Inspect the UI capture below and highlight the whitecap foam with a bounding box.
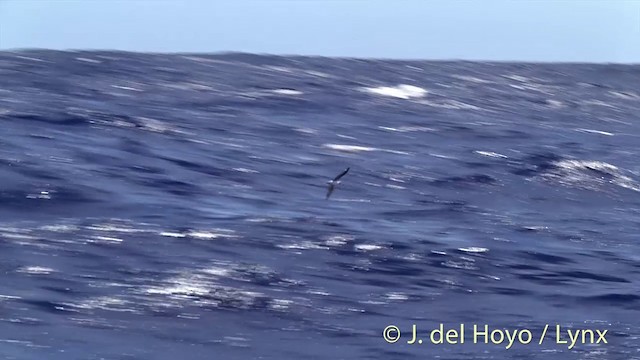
[69,296,136,313]
[138,117,172,133]
[361,84,427,99]
[385,292,409,301]
[15,55,48,63]
[76,57,101,64]
[265,65,293,73]
[452,75,493,84]
[545,160,640,192]
[233,167,259,173]
[295,127,317,134]
[269,299,293,311]
[160,232,186,238]
[323,144,375,152]
[355,244,383,251]
[324,234,354,247]
[141,267,269,311]
[474,151,508,159]
[304,70,331,78]
[17,266,55,275]
[270,89,303,95]
[39,224,78,232]
[111,85,142,92]
[458,247,489,253]
[187,230,237,240]
[323,144,409,155]
[86,224,149,233]
[556,160,618,173]
[146,282,210,296]
[385,184,406,190]
[575,128,614,136]
[277,241,327,250]
[89,236,123,243]
[546,99,565,108]
[378,126,435,133]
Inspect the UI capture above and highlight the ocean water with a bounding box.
[0,50,639,360]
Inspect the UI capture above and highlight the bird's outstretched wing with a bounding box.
[325,183,335,200]
[333,167,350,182]
[326,167,350,200]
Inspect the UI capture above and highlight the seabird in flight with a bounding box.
[326,167,350,200]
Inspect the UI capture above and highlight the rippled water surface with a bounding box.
[1,51,639,359]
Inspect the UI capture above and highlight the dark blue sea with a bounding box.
[1,50,639,360]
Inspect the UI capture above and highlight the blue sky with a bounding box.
[1,0,638,62]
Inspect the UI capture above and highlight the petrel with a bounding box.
[326,167,350,200]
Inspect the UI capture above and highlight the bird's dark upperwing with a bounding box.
[333,167,350,182]
[325,183,334,200]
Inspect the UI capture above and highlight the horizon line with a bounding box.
[2,48,639,66]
